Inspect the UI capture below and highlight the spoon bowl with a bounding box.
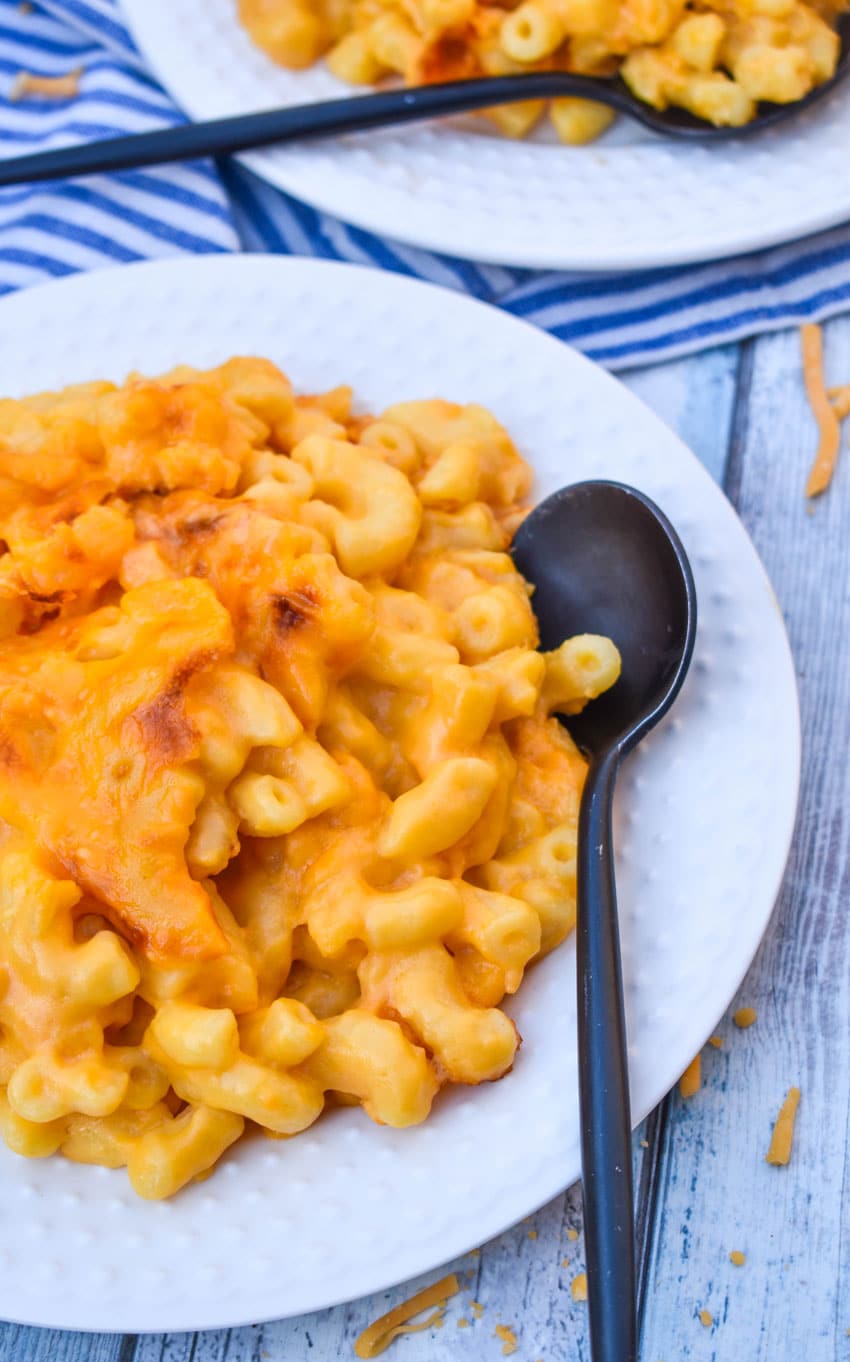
[513,480,697,758]
[512,480,697,1362]
[589,8,850,140]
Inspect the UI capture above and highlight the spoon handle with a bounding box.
[0,74,642,189]
[577,751,636,1362]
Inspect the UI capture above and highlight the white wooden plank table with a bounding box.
[3,319,847,1362]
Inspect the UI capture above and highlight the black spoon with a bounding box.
[512,481,697,1362]
[0,17,847,188]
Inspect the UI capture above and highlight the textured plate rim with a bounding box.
[0,256,801,1332]
[234,150,850,273]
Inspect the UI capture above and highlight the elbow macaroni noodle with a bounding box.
[0,357,620,1197]
[238,0,848,139]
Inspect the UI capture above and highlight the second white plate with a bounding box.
[0,255,799,1332]
[122,0,850,270]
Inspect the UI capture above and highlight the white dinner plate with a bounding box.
[121,0,850,271]
[0,256,798,1332]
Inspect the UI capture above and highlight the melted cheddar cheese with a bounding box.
[0,357,620,1196]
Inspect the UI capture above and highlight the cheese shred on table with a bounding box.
[571,1273,588,1303]
[495,1324,518,1355]
[354,1274,460,1358]
[10,67,82,100]
[729,1250,746,1266]
[734,1007,757,1029]
[766,1087,801,1166]
[801,324,842,497]
[679,1054,701,1098]
[828,383,850,419]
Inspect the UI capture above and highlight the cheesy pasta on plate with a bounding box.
[238,0,848,140]
[0,357,619,1198]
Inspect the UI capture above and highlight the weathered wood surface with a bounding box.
[640,316,850,1362]
[3,326,846,1361]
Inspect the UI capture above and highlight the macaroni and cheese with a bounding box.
[238,0,848,141]
[0,358,620,1197]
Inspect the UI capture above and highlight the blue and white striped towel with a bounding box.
[4,0,850,370]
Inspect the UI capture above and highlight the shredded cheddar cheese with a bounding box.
[766,1087,801,1166]
[471,1301,484,1319]
[10,67,82,100]
[495,1324,518,1355]
[679,1054,701,1098]
[699,1309,713,1328]
[734,1007,757,1029]
[567,1228,579,1241]
[457,1318,469,1329]
[828,384,850,420]
[801,324,842,497]
[729,1250,746,1266]
[708,1035,723,1048]
[562,1257,569,1269]
[528,1229,538,1241]
[571,1273,588,1303]
[354,1274,460,1358]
